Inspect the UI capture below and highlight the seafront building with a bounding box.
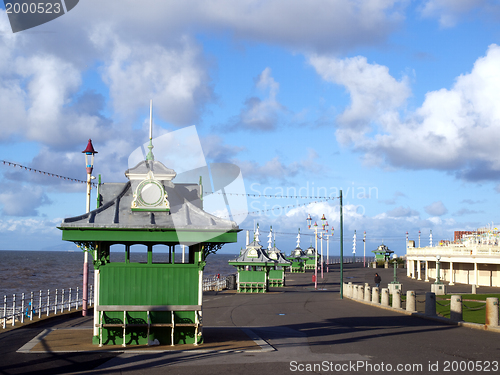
[406,228,500,287]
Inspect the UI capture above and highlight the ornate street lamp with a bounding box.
[306,214,317,289]
[320,214,326,278]
[306,214,327,288]
[81,139,97,317]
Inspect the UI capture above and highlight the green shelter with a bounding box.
[372,244,394,262]
[304,245,318,270]
[228,229,275,293]
[265,246,291,287]
[59,146,239,347]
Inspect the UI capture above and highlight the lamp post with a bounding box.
[340,189,344,298]
[320,214,326,278]
[307,213,326,289]
[363,231,366,267]
[82,139,97,317]
[323,222,331,272]
[435,254,442,284]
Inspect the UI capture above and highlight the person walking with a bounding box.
[374,273,381,289]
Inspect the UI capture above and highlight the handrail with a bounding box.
[3,274,231,328]
[2,285,94,329]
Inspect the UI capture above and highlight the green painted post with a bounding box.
[393,260,398,283]
[97,174,102,208]
[340,189,343,299]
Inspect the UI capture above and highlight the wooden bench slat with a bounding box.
[96,305,201,312]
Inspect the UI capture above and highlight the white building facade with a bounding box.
[406,231,500,287]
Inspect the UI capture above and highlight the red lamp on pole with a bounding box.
[81,139,97,317]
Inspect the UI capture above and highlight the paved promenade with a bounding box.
[1,264,500,375]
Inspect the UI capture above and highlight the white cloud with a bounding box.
[386,206,419,218]
[309,54,411,145]
[92,33,214,126]
[68,1,404,53]
[230,67,286,131]
[420,0,487,27]
[201,135,244,163]
[424,201,448,216]
[312,44,500,182]
[0,184,52,216]
[239,149,320,184]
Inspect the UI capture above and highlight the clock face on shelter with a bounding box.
[137,180,164,207]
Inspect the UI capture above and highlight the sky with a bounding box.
[1,0,500,256]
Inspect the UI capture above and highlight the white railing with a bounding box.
[203,276,228,291]
[2,275,234,329]
[2,285,93,329]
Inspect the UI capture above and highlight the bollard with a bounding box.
[358,286,364,300]
[348,282,353,298]
[372,287,380,304]
[485,298,499,327]
[406,290,416,312]
[425,292,436,316]
[392,289,401,309]
[381,288,389,306]
[472,284,477,294]
[364,286,371,302]
[450,295,462,321]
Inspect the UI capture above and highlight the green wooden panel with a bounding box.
[238,270,266,283]
[269,269,284,280]
[99,264,199,306]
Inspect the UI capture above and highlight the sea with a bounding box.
[0,250,239,298]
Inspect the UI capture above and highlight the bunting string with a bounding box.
[1,160,98,187]
[204,191,337,200]
[217,197,334,218]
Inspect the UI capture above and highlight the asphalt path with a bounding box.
[2,264,500,375]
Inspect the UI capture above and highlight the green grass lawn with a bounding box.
[435,294,500,324]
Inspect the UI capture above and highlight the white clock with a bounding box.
[132,178,170,212]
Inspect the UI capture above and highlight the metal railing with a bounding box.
[2,285,93,329]
[2,275,233,329]
[203,276,228,291]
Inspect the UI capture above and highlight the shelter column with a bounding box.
[474,262,479,287]
[417,260,422,280]
[449,261,454,285]
[407,259,411,277]
[411,260,416,279]
[425,260,429,282]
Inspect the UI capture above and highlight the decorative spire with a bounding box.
[146,99,154,161]
[255,223,260,243]
[267,226,272,250]
[296,228,301,248]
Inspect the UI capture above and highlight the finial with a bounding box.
[146,99,154,161]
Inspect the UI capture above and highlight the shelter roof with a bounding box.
[289,246,307,259]
[372,244,394,254]
[266,246,291,264]
[229,240,275,265]
[59,160,238,242]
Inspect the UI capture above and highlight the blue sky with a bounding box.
[1,1,500,255]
